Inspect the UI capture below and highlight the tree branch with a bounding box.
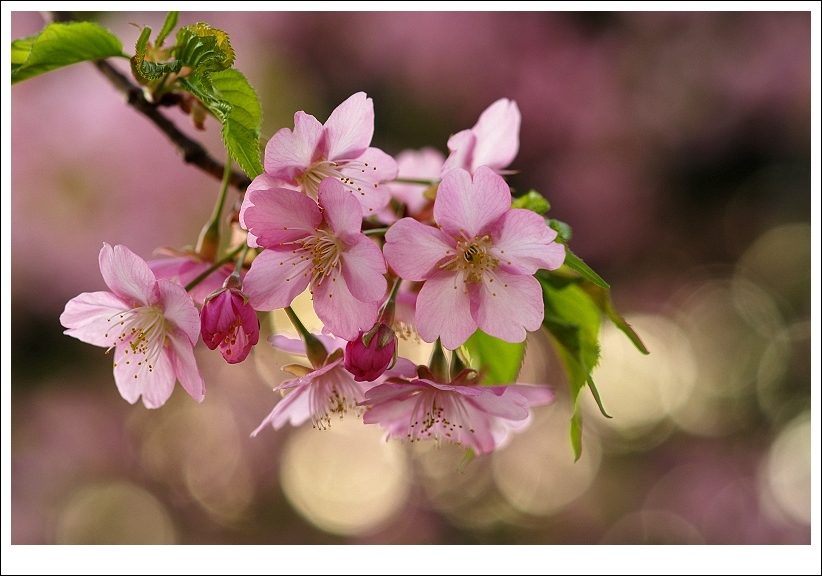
[49,11,251,191]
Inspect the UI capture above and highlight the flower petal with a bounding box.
[470,98,521,172]
[244,248,312,311]
[251,384,313,434]
[386,147,444,213]
[156,279,201,346]
[243,186,322,248]
[490,208,565,274]
[440,129,475,176]
[416,269,476,350]
[384,218,454,281]
[322,92,374,161]
[313,268,379,341]
[167,330,205,402]
[318,177,365,241]
[341,147,397,215]
[471,269,543,343]
[99,243,158,306]
[60,291,129,347]
[264,111,324,182]
[340,236,387,303]
[113,343,174,408]
[434,167,511,239]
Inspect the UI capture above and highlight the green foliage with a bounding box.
[207,70,264,178]
[11,21,125,85]
[563,248,610,289]
[462,330,526,385]
[512,190,551,214]
[547,218,573,243]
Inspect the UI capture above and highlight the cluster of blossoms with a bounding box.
[61,93,565,455]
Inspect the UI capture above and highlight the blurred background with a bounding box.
[9,10,814,547]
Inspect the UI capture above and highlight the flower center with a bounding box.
[106,304,168,376]
[298,158,381,203]
[442,235,498,283]
[301,228,344,287]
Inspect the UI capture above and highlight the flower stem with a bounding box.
[284,306,328,369]
[184,244,244,292]
[392,177,439,186]
[364,227,389,237]
[195,154,233,261]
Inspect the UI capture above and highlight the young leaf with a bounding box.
[155,11,179,48]
[563,247,610,289]
[462,329,526,385]
[11,21,125,85]
[578,281,649,355]
[547,218,572,243]
[207,69,264,178]
[132,26,183,82]
[174,24,234,74]
[512,190,551,214]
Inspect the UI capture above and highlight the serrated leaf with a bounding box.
[578,281,649,355]
[462,329,526,385]
[539,272,604,460]
[547,218,572,243]
[174,24,234,73]
[132,26,183,81]
[155,11,179,48]
[11,21,124,85]
[563,247,609,289]
[512,190,550,214]
[209,69,264,178]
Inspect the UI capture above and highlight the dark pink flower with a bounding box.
[344,323,397,382]
[200,277,260,364]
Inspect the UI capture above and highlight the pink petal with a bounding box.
[415,269,476,350]
[470,98,521,172]
[251,384,313,434]
[440,129,475,176]
[112,343,175,408]
[60,291,129,347]
[267,334,306,354]
[167,330,205,403]
[506,384,556,407]
[383,218,454,281]
[490,208,565,274]
[264,111,324,182]
[156,279,201,346]
[466,387,530,420]
[99,243,158,306]
[312,268,379,341]
[340,236,387,303]
[241,173,298,248]
[434,167,511,239]
[387,147,444,213]
[318,177,365,241]
[244,248,312,311]
[243,187,322,248]
[341,147,397,216]
[471,269,543,343]
[322,92,374,161]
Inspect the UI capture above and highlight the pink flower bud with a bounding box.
[344,323,397,382]
[200,281,260,364]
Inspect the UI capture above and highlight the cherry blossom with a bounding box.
[257,91,398,215]
[60,243,205,408]
[241,177,387,340]
[200,275,260,364]
[383,166,565,349]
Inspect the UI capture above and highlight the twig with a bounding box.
[49,11,251,191]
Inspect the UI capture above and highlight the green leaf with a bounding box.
[11,21,124,85]
[132,26,183,81]
[578,282,649,355]
[174,23,234,74]
[209,69,264,178]
[512,190,550,214]
[155,11,179,48]
[563,247,609,289]
[547,218,572,243]
[539,272,604,460]
[462,329,526,385]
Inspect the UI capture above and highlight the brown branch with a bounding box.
[49,11,251,191]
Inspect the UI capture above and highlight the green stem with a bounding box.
[392,177,439,186]
[184,244,244,292]
[195,154,233,260]
[284,306,328,369]
[364,227,389,237]
[233,244,251,276]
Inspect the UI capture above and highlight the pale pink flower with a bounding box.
[440,98,521,176]
[361,371,555,455]
[60,243,205,408]
[379,147,444,223]
[384,166,565,349]
[200,276,260,364]
[257,91,398,215]
[241,177,387,340]
[147,248,233,305]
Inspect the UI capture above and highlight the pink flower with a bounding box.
[60,243,205,408]
[379,147,444,222]
[147,248,233,305]
[200,276,260,364]
[361,371,555,455]
[440,98,521,176]
[383,166,565,349]
[344,323,397,382]
[258,91,398,215]
[251,334,368,432]
[241,177,387,340]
